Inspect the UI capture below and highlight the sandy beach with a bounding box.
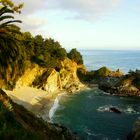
[4,87,63,120]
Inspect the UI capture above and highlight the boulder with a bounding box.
[109,107,122,114]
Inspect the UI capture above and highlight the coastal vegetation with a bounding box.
[77,66,123,82]
[0,1,83,90]
[68,48,83,64]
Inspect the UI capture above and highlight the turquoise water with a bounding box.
[51,50,140,140]
[52,89,140,140]
[80,50,140,73]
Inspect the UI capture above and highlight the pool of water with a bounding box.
[52,88,140,140]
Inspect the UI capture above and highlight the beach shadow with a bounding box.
[8,94,53,121]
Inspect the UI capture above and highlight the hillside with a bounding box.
[0,89,78,140]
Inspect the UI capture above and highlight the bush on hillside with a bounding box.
[68,48,83,64]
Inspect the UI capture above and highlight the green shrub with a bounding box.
[68,48,83,64]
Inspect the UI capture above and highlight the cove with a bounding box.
[51,88,140,140]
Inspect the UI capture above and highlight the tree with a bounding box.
[0,0,23,13]
[22,32,34,59]
[33,35,44,55]
[68,48,83,64]
[0,5,22,82]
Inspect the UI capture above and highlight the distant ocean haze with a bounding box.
[79,50,140,73]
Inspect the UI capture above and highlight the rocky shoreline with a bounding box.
[78,67,140,97]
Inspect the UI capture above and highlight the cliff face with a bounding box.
[99,75,140,96]
[60,58,85,92]
[15,58,85,94]
[15,64,45,88]
[0,89,78,140]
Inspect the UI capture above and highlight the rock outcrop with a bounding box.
[109,107,122,114]
[15,58,85,94]
[60,58,85,93]
[78,66,140,96]
[0,89,78,140]
[77,66,123,82]
[99,74,140,96]
[15,64,46,88]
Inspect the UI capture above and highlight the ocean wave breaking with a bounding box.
[97,105,140,115]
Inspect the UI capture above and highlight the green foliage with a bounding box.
[94,67,111,77]
[30,37,67,68]
[22,32,34,61]
[128,69,140,90]
[128,69,140,79]
[77,68,95,81]
[0,0,24,13]
[0,103,42,140]
[0,6,26,87]
[0,6,22,68]
[68,48,83,64]
[43,38,67,60]
[77,67,113,82]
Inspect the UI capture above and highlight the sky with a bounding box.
[13,0,140,50]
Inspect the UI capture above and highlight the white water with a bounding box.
[97,105,140,115]
[49,93,66,121]
[49,97,60,120]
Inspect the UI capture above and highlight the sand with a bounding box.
[4,87,61,119]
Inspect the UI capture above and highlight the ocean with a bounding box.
[50,50,140,140]
[80,50,140,73]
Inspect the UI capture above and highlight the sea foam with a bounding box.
[49,93,65,121]
[49,97,60,120]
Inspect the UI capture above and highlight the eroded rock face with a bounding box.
[15,64,45,89]
[0,89,79,140]
[60,58,85,93]
[98,76,140,96]
[44,69,62,93]
[15,58,85,94]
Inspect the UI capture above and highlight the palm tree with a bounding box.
[0,6,22,82]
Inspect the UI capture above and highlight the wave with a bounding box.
[97,105,111,112]
[49,93,65,121]
[124,106,140,115]
[97,105,140,115]
[49,97,59,121]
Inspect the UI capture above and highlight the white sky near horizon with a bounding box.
[13,0,140,50]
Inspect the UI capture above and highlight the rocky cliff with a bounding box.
[15,58,85,94]
[78,66,140,96]
[98,71,140,96]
